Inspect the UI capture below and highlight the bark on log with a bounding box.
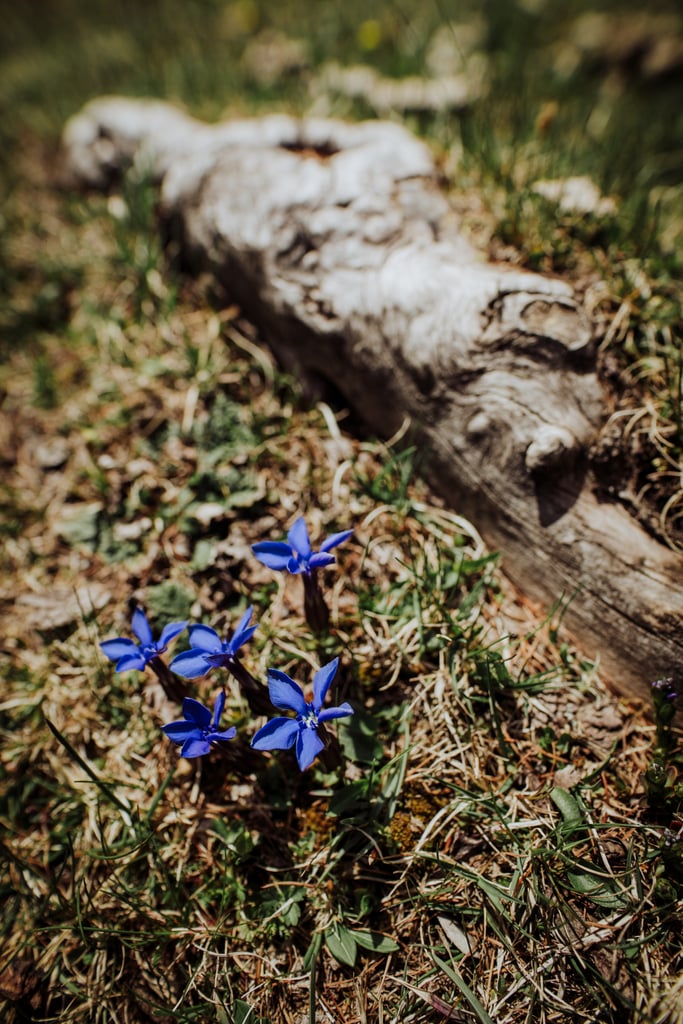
[61,96,683,702]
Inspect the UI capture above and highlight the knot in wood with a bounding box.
[525,425,578,474]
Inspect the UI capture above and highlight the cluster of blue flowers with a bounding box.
[100,517,354,771]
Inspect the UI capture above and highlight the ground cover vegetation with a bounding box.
[1,1,683,1021]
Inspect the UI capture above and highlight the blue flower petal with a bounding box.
[296,727,324,770]
[251,717,300,751]
[319,529,353,553]
[208,726,237,743]
[229,606,258,653]
[232,605,253,637]
[288,516,312,558]
[204,652,232,669]
[212,690,226,729]
[252,542,294,571]
[231,626,258,655]
[307,552,336,570]
[158,620,188,648]
[169,649,212,678]
[267,670,307,714]
[187,624,223,654]
[181,697,213,729]
[161,721,202,743]
[115,652,148,673]
[181,737,211,758]
[318,702,354,722]
[100,638,138,662]
[131,608,154,646]
[313,657,340,708]
[254,520,351,577]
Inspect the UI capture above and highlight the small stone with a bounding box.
[34,438,70,469]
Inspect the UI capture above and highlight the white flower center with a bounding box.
[300,705,319,729]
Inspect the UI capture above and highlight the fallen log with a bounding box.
[61,96,683,702]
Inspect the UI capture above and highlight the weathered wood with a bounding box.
[61,96,683,701]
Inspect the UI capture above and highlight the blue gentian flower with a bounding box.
[161,691,236,758]
[170,606,257,679]
[252,516,352,575]
[251,657,353,771]
[100,608,187,672]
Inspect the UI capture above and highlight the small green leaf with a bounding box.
[191,538,217,570]
[338,709,384,763]
[233,999,256,1024]
[351,929,399,954]
[325,922,357,967]
[327,780,370,819]
[146,581,195,624]
[566,868,626,909]
[55,501,102,550]
[550,787,584,830]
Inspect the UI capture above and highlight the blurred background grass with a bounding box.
[1,0,682,202]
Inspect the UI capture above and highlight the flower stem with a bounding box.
[316,724,343,771]
[652,677,678,759]
[228,656,272,715]
[302,572,330,633]
[148,656,188,703]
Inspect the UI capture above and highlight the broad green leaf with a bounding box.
[233,999,256,1024]
[566,868,626,909]
[325,923,357,967]
[351,928,399,954]
[327,779,369,819]
[550,787,584,831]
[338,709,384,763]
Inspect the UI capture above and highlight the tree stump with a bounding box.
[61,96,683,702]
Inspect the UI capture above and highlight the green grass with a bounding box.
[2,2,683,1021]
